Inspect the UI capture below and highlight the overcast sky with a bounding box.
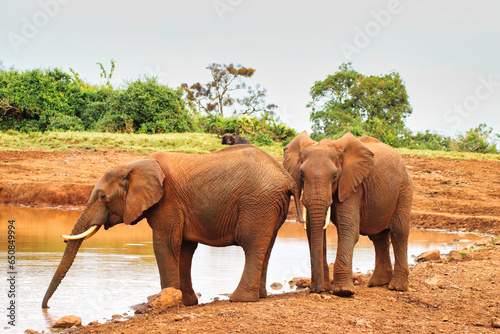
[2,0,499,137]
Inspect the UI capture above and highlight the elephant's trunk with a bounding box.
[308,204,329,293]
[42,210,93,309]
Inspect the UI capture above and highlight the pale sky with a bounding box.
[1,0,499,137]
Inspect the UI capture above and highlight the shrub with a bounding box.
[451,124,498,153]
[47,114,84,131]
[251,133,274,146]
[106,77,194,133]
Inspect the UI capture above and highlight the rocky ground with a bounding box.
[1,148,500,333]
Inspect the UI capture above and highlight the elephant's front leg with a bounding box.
[179,240,199,306]
[259,232,278,299]
[332,200,361,296]
[152,228,181,291]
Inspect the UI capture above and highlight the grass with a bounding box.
[0,131,284,156]
[0,130,499,160]
[396,147,500,161]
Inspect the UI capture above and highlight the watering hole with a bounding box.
[0,205,487,332]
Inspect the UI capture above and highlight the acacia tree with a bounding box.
[308,62,413,144]
[181,63,276,118]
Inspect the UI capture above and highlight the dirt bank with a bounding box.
[1,149,500,333]
[1,149,499,233]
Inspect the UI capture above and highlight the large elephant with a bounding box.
[283,131,412,296]
[42,145,303,308]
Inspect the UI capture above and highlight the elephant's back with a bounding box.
[151,148,293,201]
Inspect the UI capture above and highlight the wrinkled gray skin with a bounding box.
[42,145,304,309]
[284,131,413,296]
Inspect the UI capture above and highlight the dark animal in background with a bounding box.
[219,133,251,145]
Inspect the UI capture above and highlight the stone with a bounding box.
[425,276,440,286]
[353,272,364,285]
[52,315,82,328]
[270,282,283,290]
[148,288,183,310]
[111,314,122,319]
[132,303,149,314]
[491,317,500,328]
[174,314,194,321]
[295,278,311,288]
[415,249,441,262]
[24,330,39,334]
[448,250,463,261]
[475,239,491,246]
[289,277,310,287]
[310,293,322,300]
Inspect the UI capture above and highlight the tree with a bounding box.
[97,76,194,133]
[180,63,276,118]
[308,62,413,143]
[452,123,499,153]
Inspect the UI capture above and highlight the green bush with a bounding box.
[451,124,498,153]
[47,114,84,131]
[105,77,194,134]
[251,133,274,146]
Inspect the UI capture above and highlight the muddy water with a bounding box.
[0,205,486,333]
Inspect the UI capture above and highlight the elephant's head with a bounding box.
[283,131,374,291]
[41,159,165,308]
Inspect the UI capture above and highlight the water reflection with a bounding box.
[0,205,485,333]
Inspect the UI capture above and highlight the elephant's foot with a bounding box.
[388,269,409,291]
[181,292,199,306]
[230,287,259,303]
[332,281,355,297]
[368,269,393,287]
[310,281,332,294]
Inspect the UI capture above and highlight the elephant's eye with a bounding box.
[99,194,107,201]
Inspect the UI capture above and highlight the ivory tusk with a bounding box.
[323,206,331,230]
[61,225,101,241]
[302,205,307,230]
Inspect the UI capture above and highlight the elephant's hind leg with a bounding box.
[179,240,199,306]
[230,215,274,302]
[367,229,393,287]
[388,186,411,291]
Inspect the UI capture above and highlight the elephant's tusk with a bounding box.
[302,205,307,230]
[61,225,101,241]
[323,207,331,230]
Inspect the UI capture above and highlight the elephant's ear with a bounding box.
[334,132,374,202]
[123,159,165,225]
[283,131,315,194]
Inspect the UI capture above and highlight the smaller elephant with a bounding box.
[284,131,413,296]
[219,133,251,145]
[42,145,304,309]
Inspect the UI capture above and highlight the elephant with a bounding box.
[283,131,413,296]
[219,133,251,145]
[42,144,304,309]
